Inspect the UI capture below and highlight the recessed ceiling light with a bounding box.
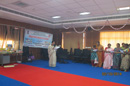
[79,12,90,15]
[52,16,61,19]
[117,7,130,10]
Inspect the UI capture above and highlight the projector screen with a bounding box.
[23,29,53,49]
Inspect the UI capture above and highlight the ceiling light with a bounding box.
[117,7,130,10]
[52,16,61,19]
[79,12,90,15]
[12,1,29,7]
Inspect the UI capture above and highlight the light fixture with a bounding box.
[79,12,90,15]
[52,16,61,19]
[117,7,130,10]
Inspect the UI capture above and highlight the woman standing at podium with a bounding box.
[48,41,57,67]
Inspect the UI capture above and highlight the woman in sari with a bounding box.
[97,41,104,67]
[103,44,114,69]
[113,43,122,69]
[91,45,98,67]
[120,44,130,72]
[48,41,57,67]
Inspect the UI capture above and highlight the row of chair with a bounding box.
[56,48,91,63]
[56,48,69,63]
[73,49,91,63]
[22,47,91,63]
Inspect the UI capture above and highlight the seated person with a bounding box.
[56,47,68,63]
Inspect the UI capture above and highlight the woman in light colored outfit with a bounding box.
[113,43,122,70]
[103,44,114,69]
[48,41,57,67]
[120,44,130,72]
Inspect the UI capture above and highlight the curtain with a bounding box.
[100,31,130,48]
[63,32,83,52]
[0,25,24,50]
[83,33,86,49]
[6,26,15,48]
[14,28,20,50]
[0,25,7,48]
[20,28,24,50]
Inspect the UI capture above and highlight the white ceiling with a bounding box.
[0,0,130,29]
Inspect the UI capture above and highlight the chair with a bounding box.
[68,48,73,59]
[73,49,82,62]
[63,49,69,59]
[56,48,68,63]
[81,49,91,63]
[41,48,48,60]
[22,46,29,62]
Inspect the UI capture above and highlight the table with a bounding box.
[0,52,22,66]
[0,54,10,66]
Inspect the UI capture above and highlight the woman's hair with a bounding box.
[6,44,12,48]
[97,41,100,44]
[52,41,55,43]
[125,44,129,48]
[117,43,120,46]
[108,43,111,46]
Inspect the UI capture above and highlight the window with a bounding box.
[100,31,130,48]
[0,40,13,48]
[0,40,2,48]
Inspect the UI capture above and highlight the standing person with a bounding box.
[91,45,98,67]
[48,41,57,67]
[120,44,130,72]
[121,43,125,50]
[113,43,122,70]
[97,41,104,67]
[103,44,114,69]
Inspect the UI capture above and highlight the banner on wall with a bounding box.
[23,29,53,48]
